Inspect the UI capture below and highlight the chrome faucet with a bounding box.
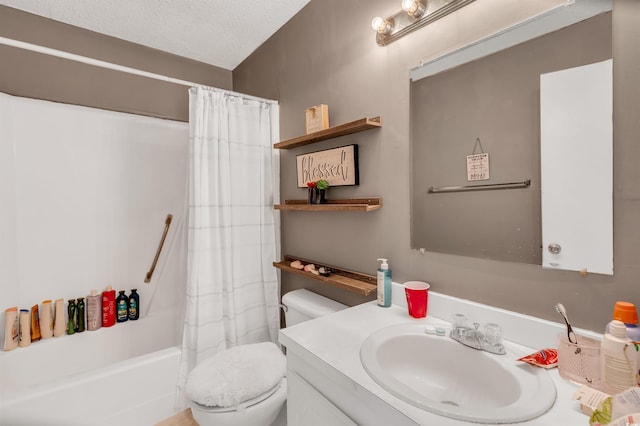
[449,314,506,355]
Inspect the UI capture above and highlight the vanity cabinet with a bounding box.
[287,371,357,426]
[284,349,416,426]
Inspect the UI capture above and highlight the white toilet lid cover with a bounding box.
[186,341,286,408]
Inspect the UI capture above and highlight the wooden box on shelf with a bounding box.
[305,104,329,134]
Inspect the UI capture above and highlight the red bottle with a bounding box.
[102,285,116,327]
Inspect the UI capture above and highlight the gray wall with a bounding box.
[0,5,232,121]
[234,0,640,332]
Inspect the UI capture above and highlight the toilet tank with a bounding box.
[282,289,348,327]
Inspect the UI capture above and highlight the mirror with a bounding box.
[410,4,612,266]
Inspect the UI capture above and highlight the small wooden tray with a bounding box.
[273,255,377,296]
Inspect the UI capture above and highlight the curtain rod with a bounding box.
[0,36,278,105]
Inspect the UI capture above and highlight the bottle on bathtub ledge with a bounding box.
[102,286,116,327]
[128,289,140,321]
[4,307,19,351]
[76,297,85,333]
[87,290,102,331]
[116,291,128,323]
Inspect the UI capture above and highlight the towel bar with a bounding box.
[144,214,173,283]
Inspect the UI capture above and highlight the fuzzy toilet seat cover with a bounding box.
[185,342,286,408]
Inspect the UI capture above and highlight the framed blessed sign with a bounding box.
[296,144,359,188]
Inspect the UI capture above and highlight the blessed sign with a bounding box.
[296,144,359,187]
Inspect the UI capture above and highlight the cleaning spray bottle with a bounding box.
[377,258,392,307]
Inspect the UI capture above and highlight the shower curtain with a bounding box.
[176,86,280,407]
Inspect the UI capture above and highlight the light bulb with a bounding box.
[402,0,416,12]
[402,0,426,18]
[371,16,393,34]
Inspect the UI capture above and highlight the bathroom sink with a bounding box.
[360,323,556,424]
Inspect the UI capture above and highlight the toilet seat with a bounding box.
[190,380,282,413]
[186,342,286,408]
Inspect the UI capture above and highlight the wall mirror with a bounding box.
[410,2,613,272]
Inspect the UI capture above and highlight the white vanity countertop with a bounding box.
[280,285,596,426]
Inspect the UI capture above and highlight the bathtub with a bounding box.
[0,310,183,425]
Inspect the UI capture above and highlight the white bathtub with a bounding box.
[0,310,183,425]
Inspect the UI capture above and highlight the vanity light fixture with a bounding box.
[373,0,476,46]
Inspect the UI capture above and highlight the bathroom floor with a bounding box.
[155,409,199,426]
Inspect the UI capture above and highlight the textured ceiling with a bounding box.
[0,0,311,70]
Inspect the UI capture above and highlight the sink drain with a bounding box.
[441,400,460,407]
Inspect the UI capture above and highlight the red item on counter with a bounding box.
[518,348,559,369]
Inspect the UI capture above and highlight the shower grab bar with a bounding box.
[144,214,173,283]
[427,179,531,194]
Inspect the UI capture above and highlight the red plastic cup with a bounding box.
[404,281,430,318]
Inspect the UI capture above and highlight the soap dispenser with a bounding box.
[377,258,392,307]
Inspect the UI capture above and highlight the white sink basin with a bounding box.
[360,323,556,424]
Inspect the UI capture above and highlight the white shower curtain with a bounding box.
[176,86,280,407]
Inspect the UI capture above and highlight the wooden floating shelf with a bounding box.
[274,116,382,150]
[274,255,377,296]
[275,197,382,212]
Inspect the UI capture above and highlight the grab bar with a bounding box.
[428,179,531,194]
[144,214,173,283]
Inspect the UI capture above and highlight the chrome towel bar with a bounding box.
[428,179,531,194]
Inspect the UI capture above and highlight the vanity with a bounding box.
[280,282,597,425]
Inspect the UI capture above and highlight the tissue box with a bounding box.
[305,104,329,134]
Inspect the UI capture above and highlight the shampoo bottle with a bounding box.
[116,290,128,323]
[128,289,140,321]
[102,286,116,327]
[377,258,392,307]
[602,319,637,394]
[86,290,102,331]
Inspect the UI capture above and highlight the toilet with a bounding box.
[187,289,347,426]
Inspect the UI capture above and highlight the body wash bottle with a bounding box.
[377,258,392,307]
